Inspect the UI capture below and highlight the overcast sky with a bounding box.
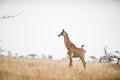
[0,0,120,60]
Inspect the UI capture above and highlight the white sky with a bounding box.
[0,0,120,60]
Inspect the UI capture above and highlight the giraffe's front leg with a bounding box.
[67,51,73,68]
[69,56,73,68]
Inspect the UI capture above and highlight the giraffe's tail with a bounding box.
[81,45,84,48]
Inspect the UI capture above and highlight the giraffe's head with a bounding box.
[58,29,66,37]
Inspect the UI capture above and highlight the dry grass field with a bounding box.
[0,56,120,80]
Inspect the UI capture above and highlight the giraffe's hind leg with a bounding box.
[79,56,86,69]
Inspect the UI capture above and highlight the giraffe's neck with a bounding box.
[63,32,75,49]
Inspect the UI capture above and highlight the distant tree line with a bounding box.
[0,46,53,60]
[0,45,119,63]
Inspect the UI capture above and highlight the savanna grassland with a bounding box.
[0,56,120,80]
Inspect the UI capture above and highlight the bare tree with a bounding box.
[111,51,120,64]
[103,47,114,62]
[0,13,20,19]
[99,47,120,64]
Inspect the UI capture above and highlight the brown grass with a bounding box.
[0,56,120,80]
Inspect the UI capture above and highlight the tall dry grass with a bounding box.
[0,56,120,80]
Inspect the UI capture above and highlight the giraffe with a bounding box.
[58,29,86,69]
